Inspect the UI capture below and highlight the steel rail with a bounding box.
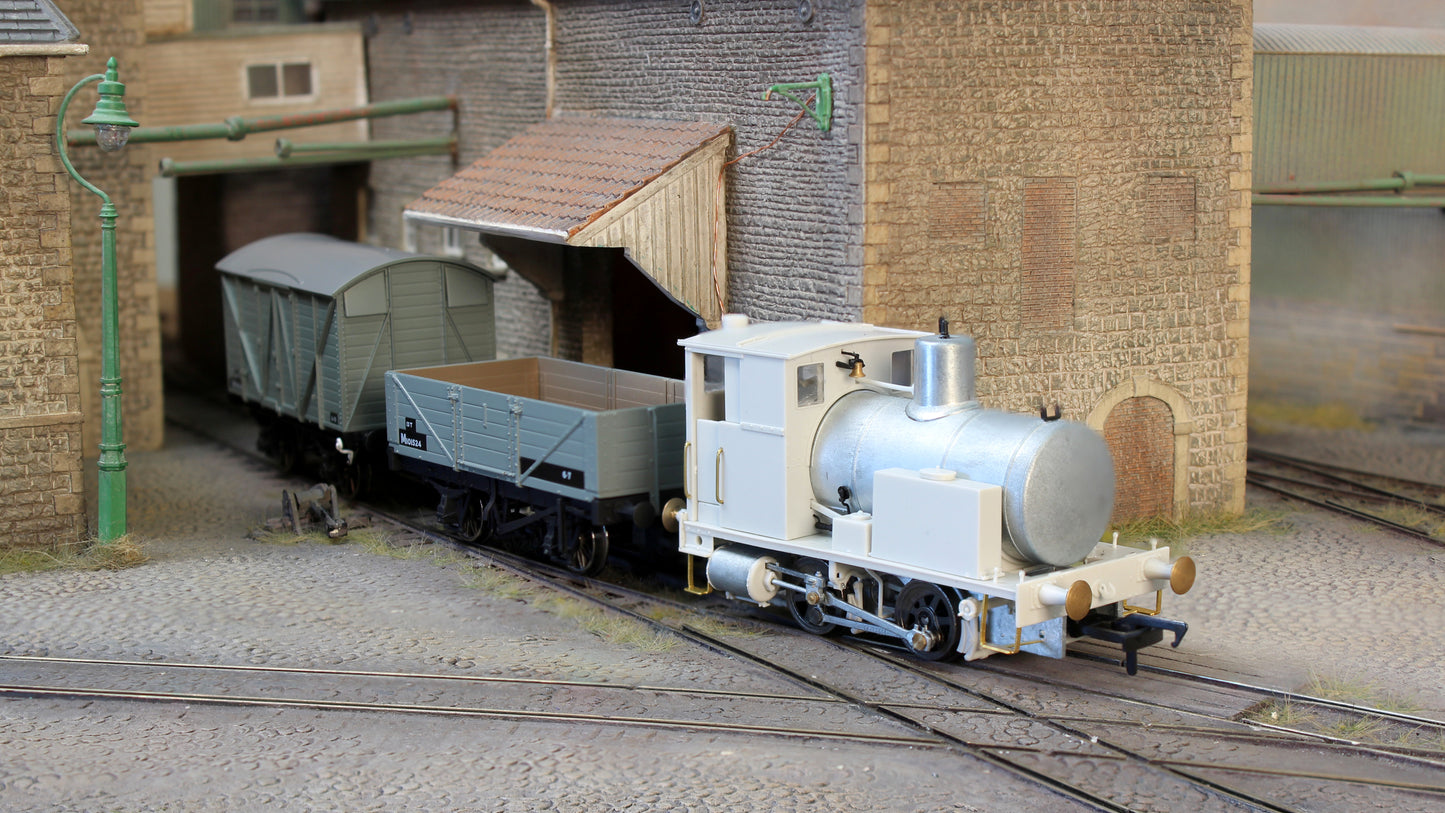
[1153,760,1445,796]
[854,647,1307,813]
[1065,651,1445,731]
[1246,476,1443,544]
[1249,453,1445,514]
[1248,449,1445,495]
[679,627,1142,813]
[0,653,826,704]
[0,683,936,748]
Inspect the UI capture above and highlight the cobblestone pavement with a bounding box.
[2,402,1443,810]
[1,422,1066,812]
[1171,423,1445,715]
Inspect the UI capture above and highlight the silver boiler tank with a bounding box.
[810,332,1114,567]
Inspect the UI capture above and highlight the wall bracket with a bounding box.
[763,73,832,132]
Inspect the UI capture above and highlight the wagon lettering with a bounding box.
[398,417,428,451]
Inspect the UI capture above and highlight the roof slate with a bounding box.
[407,117,732,241]
[0,0,78,44]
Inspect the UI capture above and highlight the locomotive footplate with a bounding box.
[1072,610,1188,676]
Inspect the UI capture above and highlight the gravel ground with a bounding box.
[2,401,1443,810]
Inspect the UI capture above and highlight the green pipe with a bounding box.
[158,143,452,177]
[1253,193,1445,207]
[70,95,455,147]
[275,136,454,157]
[1254,172,1445,196]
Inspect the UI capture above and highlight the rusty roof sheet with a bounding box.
[407,117,731,241]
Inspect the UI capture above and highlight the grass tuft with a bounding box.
[1307,674,1419,714]
[1106,508,1290,551]
[1249,400,1374,435]
[0,535,148,575]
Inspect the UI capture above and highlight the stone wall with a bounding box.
[330,0,868,359]
[59,0,165,456]
[863,0,1253,515]
[0,52,86,548]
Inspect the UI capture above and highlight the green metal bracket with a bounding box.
[763,73,832,132]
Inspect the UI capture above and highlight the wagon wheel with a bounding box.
[565,523,609,576]
[786,557,839,636]
[336,458,371,500]
[895,581,961,661]
[272,427,299,475]
[459,490,498,544]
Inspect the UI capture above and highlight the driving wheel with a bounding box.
[895,581,961,661]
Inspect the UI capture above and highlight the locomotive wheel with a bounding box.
[895,581,961,661]
[565,524,609,576]
[786,558,839,636]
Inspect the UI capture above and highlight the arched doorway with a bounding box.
[1103,396,1174,523]
[1088,377,1195,523]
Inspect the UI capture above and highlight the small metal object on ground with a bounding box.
[280,484,348,538]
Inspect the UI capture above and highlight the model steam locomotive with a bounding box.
[662,315,1194,670]
[223,235,1195,669]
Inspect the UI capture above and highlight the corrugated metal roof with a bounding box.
[1255,23,1445,56]
[0,0,78,43]
[1254,26,1445,185]
[406,117,732,241]
[215,233,492,297]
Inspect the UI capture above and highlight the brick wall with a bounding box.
[864,0,1253,516]
[0,53,87,549]
[59,0,165,457]
[1104,396,1175,523]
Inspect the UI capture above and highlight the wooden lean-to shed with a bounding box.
[218,233,501,435]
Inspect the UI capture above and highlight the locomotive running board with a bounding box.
[1075,612,1188,675]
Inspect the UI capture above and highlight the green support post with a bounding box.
[55,57,139,543]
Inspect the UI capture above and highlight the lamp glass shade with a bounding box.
[93,123,132,153]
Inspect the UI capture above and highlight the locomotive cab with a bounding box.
[673,316,1195,672]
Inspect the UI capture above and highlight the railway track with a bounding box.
[156,402,1445,810]
[1246,449,1445,544]
[362,509,1445,813]
[0,654,932,748]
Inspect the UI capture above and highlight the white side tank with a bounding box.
[810,331,1114,567]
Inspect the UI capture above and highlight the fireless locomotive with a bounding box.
[662,316,1195,670]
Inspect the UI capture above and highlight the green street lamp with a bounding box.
[55,57,139,543]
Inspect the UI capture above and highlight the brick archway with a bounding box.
[1087,378,1195,521]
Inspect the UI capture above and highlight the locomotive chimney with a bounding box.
[906,318,979,421]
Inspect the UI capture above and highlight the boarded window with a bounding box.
[930,182,986,246]
[1021,178,1076,333]
[1103,396,1174,523]
[1143,176,1196,243]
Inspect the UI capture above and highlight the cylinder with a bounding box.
[811,391,1114,566]
[907,332,977,420]
[706,546,780,604]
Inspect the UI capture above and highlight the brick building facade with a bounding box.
[0,5,89,549]
[863,1,1254,515]
[20,0,1251,526]
[345,0,1252,519]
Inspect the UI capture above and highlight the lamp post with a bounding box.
[55,57,139,543]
